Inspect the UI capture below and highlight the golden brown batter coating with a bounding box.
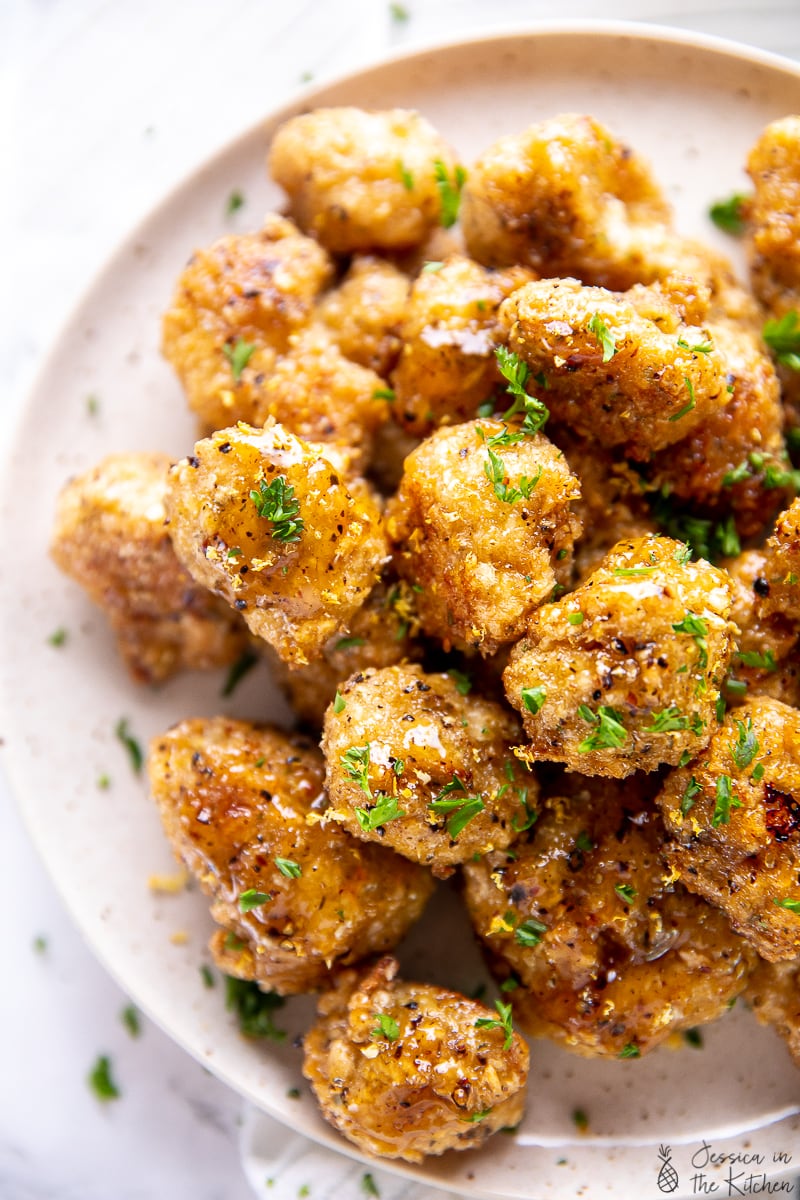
[656,697,800,962]
[646,319,787,539]
[50,452,248,683]
[388,419,582,655]
[503,536,736,778]
[302,956,529,1161]
[248,326,389,470]
[165,421,388,666]
[268,579,424,729]
[723,550,800,707]
[745,956,800,1066]
[462,774,753,1058]
[161,215,333,433]
[269,108,463,254]
[317,255,409,376]
[746,116,800,317]
[754,499,800,626]
[321,664,536,876]
[148,719,434,995]
[391,256,534,435]
[500,277,730,455]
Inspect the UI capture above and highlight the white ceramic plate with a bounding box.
[4,22,800,1200]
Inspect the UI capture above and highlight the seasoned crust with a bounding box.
[755,499,800,626]
[317,255,409,376]
[463,774,753,1057]
[388,419,582,655]
[302,956,529,1161]
[148,719,434,994]
[503,536,737,777]
[746,115,800,317]
[165,421,388,666]
[656,697,800,962]
[321,664,536,876]
[269,107,462,253]
[745,956,800,1065]
[50,452,248,683]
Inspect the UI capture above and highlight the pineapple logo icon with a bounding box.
[657,1144,679,1193]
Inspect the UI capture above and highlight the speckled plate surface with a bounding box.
[3,21,800,1200]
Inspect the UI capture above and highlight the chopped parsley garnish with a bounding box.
[731,717,759,769]
[33,935,47,954]
[684,1028,704,1048]
[86,393,100,416]
[389,1,409,20]
[512,794,538,833]
[224,976,286,1039]
[774,897,800,914]
[500,975,520,993]
[221,648,259,697]
[333,690,346,714]
[677,335,713,354]
[371,1012,400,1042]
[223,337,256,381]
[355,795,406,832]
[681,776,701,816]
[88,1054,120,1101]
[649,493,741,562]
[397,161,414,190]
[433,159,467,228]
[48,627,68,647]
[613,566,655,577]
[737,648,778,672]
[615,884,637,904]
[712,774,741,827]
[373,386,396,401]
[752,762,765,782]
[495,346,550,435]
[361,1174,380,1198]
[121,1005,141,1038]
[341,744,372,797]
[239,889,272,911]
[115,718,143,774]
[429,777,484,838]
[722,461,751,487]
[474,998,515,1050]
[521,686,546,714]
[709,193,748,235]
[672,612,709,669]
[200,964,215,988]
[568,611,585,625]
[514,917,547,947]
[669,377,696,422]
[674,543,692,564]
[447,668,472,695]
[275,857,302,878]
[646,706,701,734]
[335,636,365,651]
[763,462,800,490]
[465,1108,493,1123]
[250,475,304,543]
[763,310,800,370]
[97,774,111,790]
[576,831,595,853]
[716,695,727,723]
[573,1108,589,1132]
[484,447,541,503]
[226,190,245,215]
[421,260,444,273]
[618,1042,641,1059]
[577,705,627,752]
[587,314,617,362]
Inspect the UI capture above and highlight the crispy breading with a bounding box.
[754,498,800,626]
[391,255,534,435]
[269,108,462,253]
[723,550,800,706]
[317,255,409,376]
[302,956,529,1161]
[165,421,388,665]
[503,536,736,777]
[161,214,333,433]
[745,956,800,1065]
[462,774,753,1058]
[50,452,248,683]
[656,697,800,962]
[321,664,536,876]
[148,719,434,994]
[746,116,800,317]
[388,419,581,655]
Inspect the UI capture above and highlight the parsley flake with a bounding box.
[371,1012,400,1041]
[447,668,472,695]
[355,795,406,832]
[587,314,617,362]
[684,1028,704,1048]
[774,897,800,914]
[389,1,409,20]
[731,717,759,769]
[397,161,414,190]
[669,377,696,422]
[677,335,713,354]
[615,884,637,904]
[88,1055,120,1102]
[250,475,304,543]
[275,857,302,878]
[763,311,800,370]
[429,778,484,838]
[225,976,286,1039]
[737,649,777,672]
[373,386,396,401]
[681,776,702,816]
[48,627,68,647]
[483,446,540,504]
[672,611,709,669]
[333,690,346,714]
[115,718,143,774]
[514,917,547,947]
[223,337,256,381]
[222,648,259,697]
[433,159,467,228]
[361,1174,380,1198]
[712,774,741,827]
[121,1005,141,1038]
[521,686,546,714]
[239,889,272,912]
[341,744,372,797]
[200,964,215,988]
[709,193,748,235]
[474,999,515,1050]
[226,190,245,216]
[335,636,365,651]
[577,705,627,752]
[618,1042,641,1059]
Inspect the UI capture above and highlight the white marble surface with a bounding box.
[3,2,800,1198]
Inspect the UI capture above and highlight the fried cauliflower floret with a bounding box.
[746,956,800,1066]
[302,956,529,1161]
[462,775,753,1058]
[391,256,534,436]
[746,116,800,317]
[754,499,800,626]
[161,215,333,433]
[316,255,409,376]
[269,108,462,253]
[50,452,248,683]
[388,420,582,655]
[321,664,536,876]
[148,719,434,994]
[504,536,736,778]
[165,421,388,666]
[657,697,800,962]
[268,579,424,729]
[248,326,389,470]
[460,113,671,288]
[723,550,800,706]
[500,277,730,455]
[646,319,787,538]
